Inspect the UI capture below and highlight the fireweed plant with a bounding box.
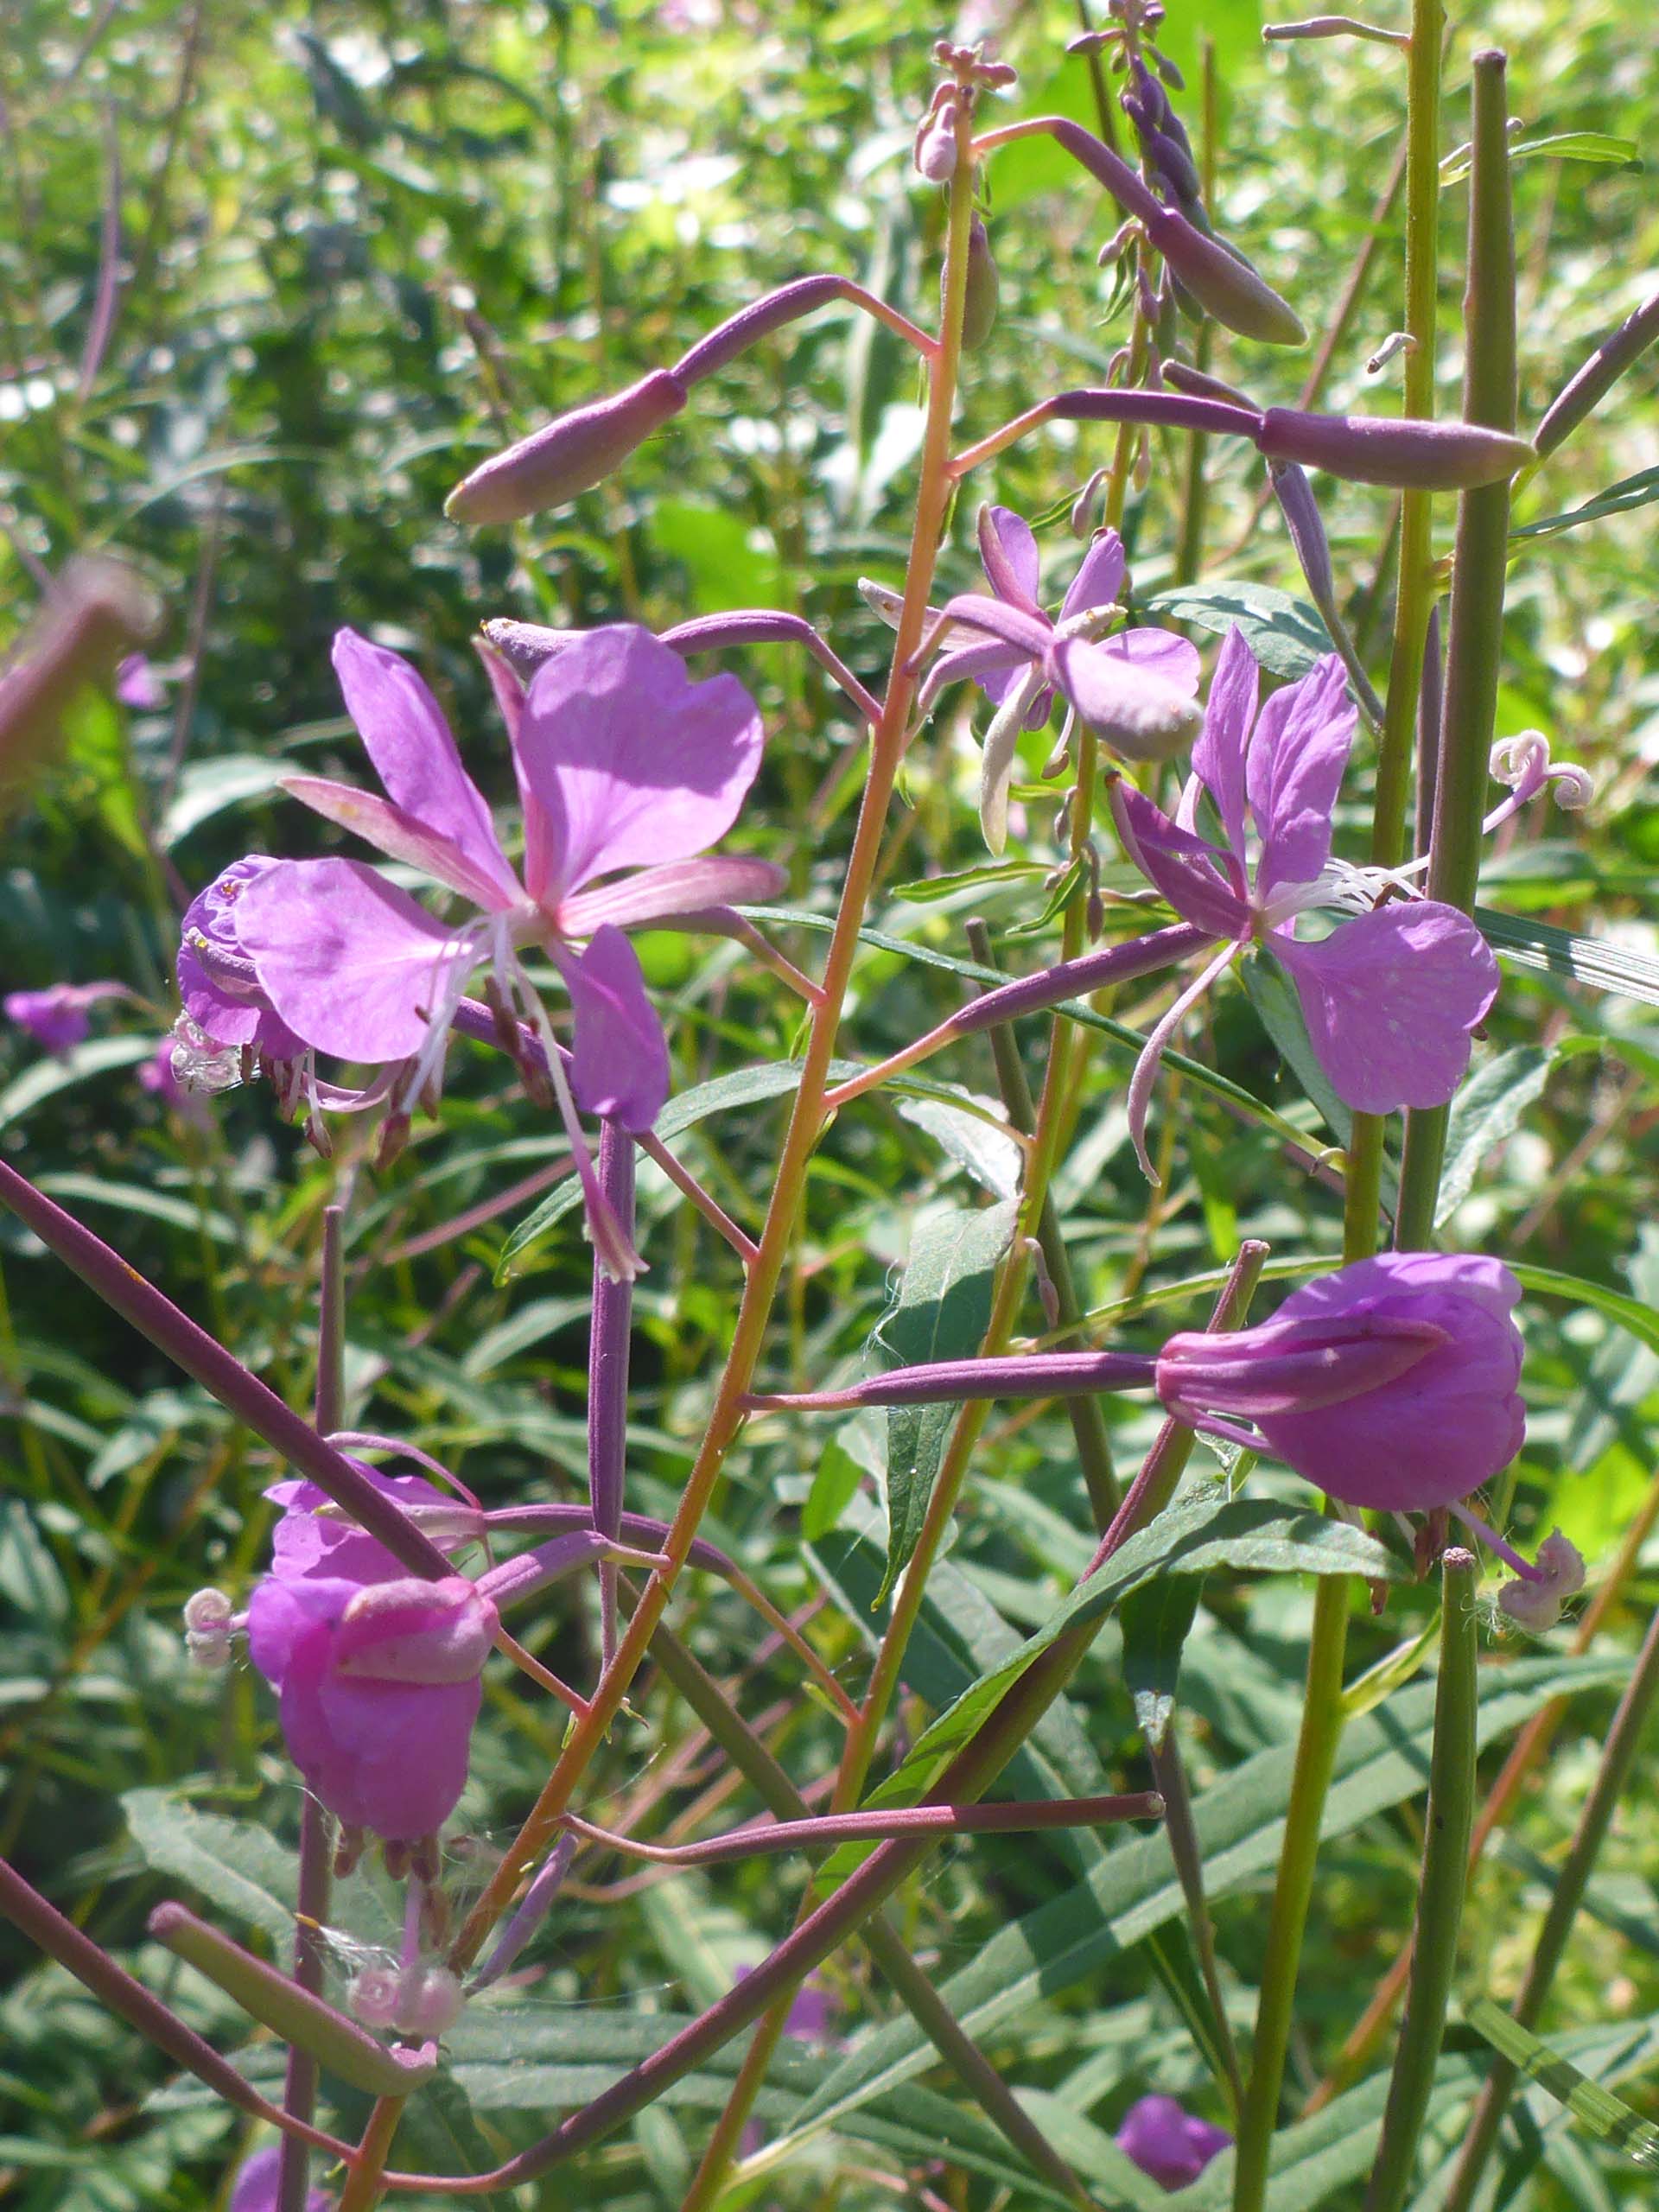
[3,13,1658,2212]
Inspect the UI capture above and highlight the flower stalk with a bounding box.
[1396,50,1517,1246]
[1362,1547,1478,2212]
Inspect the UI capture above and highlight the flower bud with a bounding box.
[1145,207,1306,346]
[915,97,958,181]
[393,1963,466,2039]
[444,369,689,524]
[1255,407,1534,490]
[958,215,1000,352]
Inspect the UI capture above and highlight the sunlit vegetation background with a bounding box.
[2,0,1657,2205]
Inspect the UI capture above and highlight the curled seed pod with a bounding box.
[183,1588,232,1632]
[349,1966,403,2030]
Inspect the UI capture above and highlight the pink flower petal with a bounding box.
[237,858,479,1064]
[1247,1251,1526,1510]
[1057,530,1126,621]
[1271,900,1497,1112]
[281,774,521,912]
[1049,636,1203,760]
[557,855,785,935]
[1191,625,1259,863]
[1245,651,1353,899]
[1109,781,1250,940]
[978,504,1043,613]
[930,592,1056,663]
[514,626,765,905]
[1104,626,1202,694]
[332,629,518,905]
[556,925,671,1132]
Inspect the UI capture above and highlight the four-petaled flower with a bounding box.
[909,507,1202,849]
[1110,626,1498,1174]
[226,623,782,1275]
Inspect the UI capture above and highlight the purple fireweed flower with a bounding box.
[245,1463,493,1840]
[1110,626,1498,1173]
[1116,2095,1231,2191]
[229,2146,332,2212]
[115,652,165,709]
[246,1570,496,1843]
[1155,1251,1525,1512]
[3,979,129,1055]
[892,509,1201,849]
[226,624,781,1275]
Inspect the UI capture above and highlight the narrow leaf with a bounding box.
[874,1198,1019,1602]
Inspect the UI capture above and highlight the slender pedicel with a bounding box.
[822,923,1211,1110]
[481,609,882,728]
[557,1793,1166,1869]
[1534,282,1659,456]
[446,278,937,522]
[970,116,1306,345]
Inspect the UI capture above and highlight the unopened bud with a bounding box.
[444,369,689,524]
[915,97,958,181]
[393,1963,466,2039]
[1255,407,1534,489]
[958,215,999,352]
[1145,207,1306,346]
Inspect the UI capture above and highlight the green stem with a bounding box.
[1231,1569,1351,2212]
[1395,50,1516,1245]
[667,122,984,2212]
[1440,1592,1659,2212]
[1344,0,1445,1256]
[1362,1548,1478,2212]
[967,917,1116,1527]
[642,1620,1096,2211]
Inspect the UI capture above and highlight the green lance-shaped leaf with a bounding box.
[148,1904,439,2095]
[1465,1999,1659,2169]
[874,1198,1020,1604]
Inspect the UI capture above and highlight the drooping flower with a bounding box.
[3,979,129,1055]
[882,508,1201,848]
[1110,626,1498,1173]
[1116,2094,1231,2191]
[229,624,782,1275]
[246,1571,497,1843]
[243,1463,495,1842]
[746,1249,1577,1605]
[228,2145,332,2212]
[1154,1252,1525,1512]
